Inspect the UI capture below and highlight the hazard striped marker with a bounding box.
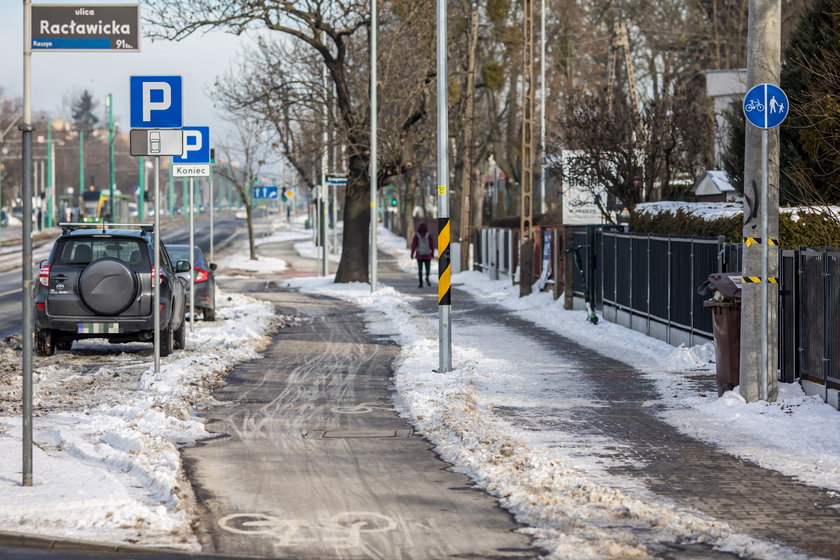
[438,217,451,305]
[744,237,778,247]
[738,276,778,284]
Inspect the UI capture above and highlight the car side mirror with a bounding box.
[209,263,217,271]
[176,260,191,273]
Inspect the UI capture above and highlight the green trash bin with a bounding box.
[703,299,741,396]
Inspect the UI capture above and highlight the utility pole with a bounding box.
[519,0,536,296]
[139,156,145,221]
[740,0,781,403]
[78,129,84,213]
[436,0,452,372]
[369,0,378,292]
[539,0,546,215]
[321,41,330,277]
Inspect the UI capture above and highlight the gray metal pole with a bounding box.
[21,0,34,487]
[539,0,546,214]
[209,166,214,264]
[369,0,378,292]
[322,54,330,277]
[189,177,195,333]
[437,0,452,372]
[760,128,768,401]
[153,157,161,373]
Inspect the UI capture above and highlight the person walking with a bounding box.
[410,222,435,288]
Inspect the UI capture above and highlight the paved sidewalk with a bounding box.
[377,252,840,559]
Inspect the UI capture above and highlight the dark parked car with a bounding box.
[34,223,189,356]
[166,244,217,321]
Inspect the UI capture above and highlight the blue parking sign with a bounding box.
[130,76,183,128]
[173,126,210,164]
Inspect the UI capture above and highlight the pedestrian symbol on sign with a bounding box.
[743,83,789,129]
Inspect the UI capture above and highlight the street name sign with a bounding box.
[326,173,348,185]
[743,83,789,129]
[129,129,183,157]
[253,186,279,199]
[130,76,182,128]
[173,126,210,164]
[173,164,210,177]
[31,4,140,51]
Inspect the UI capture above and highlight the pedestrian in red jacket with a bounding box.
[410,222,435,288]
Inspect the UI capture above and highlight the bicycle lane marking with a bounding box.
[218,511,397,549]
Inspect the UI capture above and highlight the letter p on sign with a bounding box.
[173,127,210,164]
[130,76,183,128]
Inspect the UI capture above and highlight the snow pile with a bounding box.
[0,292,282,549]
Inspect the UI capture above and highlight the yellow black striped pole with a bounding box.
[436,0,452,372]
[438,218,451,305]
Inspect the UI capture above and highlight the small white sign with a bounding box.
[173,164,210,177]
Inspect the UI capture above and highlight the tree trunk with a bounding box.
[459,10,479,272]
[335,153,370,283]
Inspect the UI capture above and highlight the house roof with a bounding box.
[694,170,736,196]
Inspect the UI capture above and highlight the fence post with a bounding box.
[667,235,672,345]
[564,227,574,310]
[646,235,651,336]
[824,247,830,403]
[717,235,726,273]
[628,233,633,325]
[553,227,561,300]
[689,235,695,346]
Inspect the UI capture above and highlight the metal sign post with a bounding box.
[21,0,35,487]
[153,156,161,371]
[436,0,452,372]
[369,0,378,292]
[743,82,788,401]
[188,176,195,333]
[130,75,183,373]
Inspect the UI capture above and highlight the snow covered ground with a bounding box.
[0,291,285,549]
[285,225,840,560]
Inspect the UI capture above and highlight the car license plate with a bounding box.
[77,323,121,334]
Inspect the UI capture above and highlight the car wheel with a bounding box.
[55,338,73,351]
[160,323,174,357]
[203,307,216,322]
[174,319,186,350]
[34,328,55,356]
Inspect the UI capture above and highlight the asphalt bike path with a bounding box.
[376,253,840,559]
[181,242,538,559]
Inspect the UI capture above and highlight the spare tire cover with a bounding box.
[78,258,139,315]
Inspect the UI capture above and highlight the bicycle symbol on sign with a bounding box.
[744,99,764,112]
[218,511,397,549]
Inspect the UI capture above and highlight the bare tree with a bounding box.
[215,119,275,260]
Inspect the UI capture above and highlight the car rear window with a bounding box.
[54,237,150,267]
[166,246,206,268]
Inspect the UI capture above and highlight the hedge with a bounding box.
[629,208,840,249]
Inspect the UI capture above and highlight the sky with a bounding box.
[0,1,255,133]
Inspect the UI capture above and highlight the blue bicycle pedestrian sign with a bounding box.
[743,83,789,129]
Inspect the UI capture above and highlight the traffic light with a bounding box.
[390,198,398,207]
[281,191,287,202]
[210,148,215,164]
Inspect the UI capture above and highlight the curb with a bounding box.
[0,529,263,558]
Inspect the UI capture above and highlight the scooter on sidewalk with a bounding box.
[566,245,599,324]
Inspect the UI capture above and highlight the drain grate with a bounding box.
[303,429,412,439]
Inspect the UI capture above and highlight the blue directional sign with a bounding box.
[130,76,182,128]
[173,127,210,164]
[253,186,279,200]
[743,83,789,129]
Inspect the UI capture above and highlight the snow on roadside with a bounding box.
[285,275,805,560]
[0,291,283,549]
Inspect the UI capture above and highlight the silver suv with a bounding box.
[34,224,189,356]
